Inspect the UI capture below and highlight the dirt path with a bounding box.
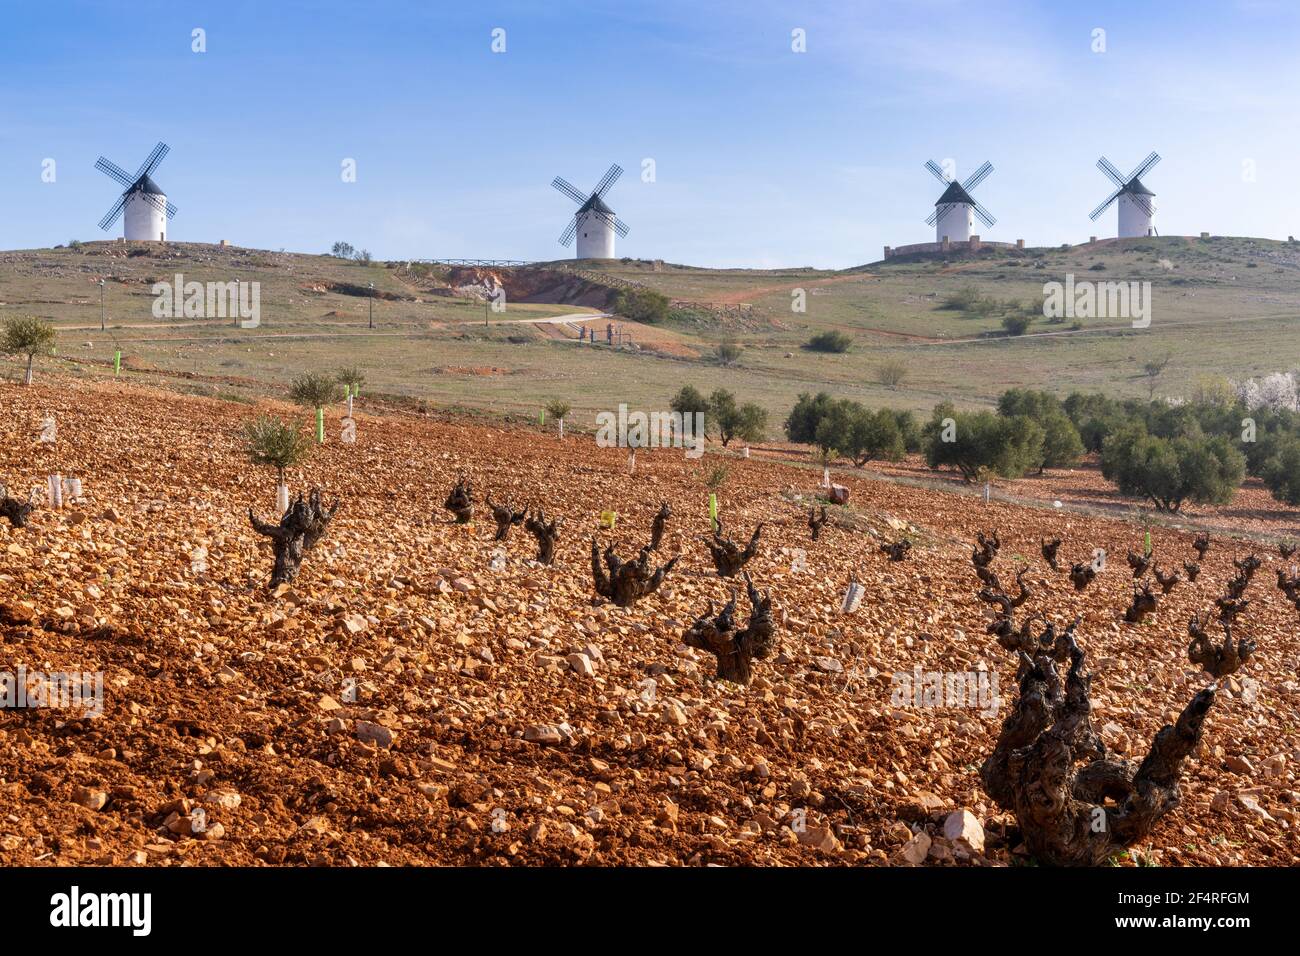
[711,272,879,305]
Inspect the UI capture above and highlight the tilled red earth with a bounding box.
[0,377,1296,866]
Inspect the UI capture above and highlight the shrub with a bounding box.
[804,330,852,353]
[847,406,905,465]
[715,340,744,366]
[244,415,313,484]
[708,389,767,446]
[1064,392,1127,453]
[996,389,1083,472]
[785,391,836,443]
[1262,435,1300,504]
[670,385,710,420]
[289,372,343,410]
[336,366,366,394]
[331,241,355,259]
[1001,313,1031,336]
[1101,425,1244,512]
[810,399,856,456]
[940,286,984,311]
[544,398,572,422]
[1,316,56,385]
[876,358,908,389]
[923,404,1044,482]
[613,288,670,324]
[891,409,922,453]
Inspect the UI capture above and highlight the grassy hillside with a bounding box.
[2,236,1299,425]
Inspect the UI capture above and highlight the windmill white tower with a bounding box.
[1090,151,1160,238]
[95,142,177,241]
[552,164,629,259]
[923,159,996,243]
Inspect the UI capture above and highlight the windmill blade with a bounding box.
[552,176,586,205]
[591,164,623,199]
[1096,156,1126,188]
[1128,193,1154,217]
[595,210,631,238]
[925,206,944,227]
[558,217,578,247]
[94,157,134,188]
[140,192,179,219]
[924,159,949,184]
[1125,151,1161,184]
[961,161,993,192]
[98,195,127,231]
[972,200,997,229]
[1089,186,1123,221]
[135,142,170,180]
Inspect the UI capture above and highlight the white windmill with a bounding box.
[95,142,177,241]
[923,159,996,243]
[1090,151,1160,238]
[552,164,629,259]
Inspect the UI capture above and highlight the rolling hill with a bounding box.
[2,236,1299,425]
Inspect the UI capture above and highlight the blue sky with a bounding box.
[1,0,1297,268]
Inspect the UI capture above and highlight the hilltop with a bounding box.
[2,236,1299,424]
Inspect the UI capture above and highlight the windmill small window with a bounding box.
[552,164,630,260]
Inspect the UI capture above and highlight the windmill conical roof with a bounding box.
[129,174,166,196]
[578,194,614,216]
[935,180,975,206]
[1122,177,1155,196]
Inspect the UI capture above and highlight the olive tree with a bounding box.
[2,317,56,385]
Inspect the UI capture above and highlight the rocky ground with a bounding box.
[0,375,1297,866]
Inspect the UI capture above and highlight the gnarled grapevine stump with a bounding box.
[1154,565,1181,594]
[591,536,678,607]
[703,518,762,578]
[1187,614,1255,678]
[981,632,1217,866]
[1123,580,1158,624]
[525,508,560,565]
[808,506,827,542]
[486,494,525,541]
[0,483,34,528]
[1127,549,1154,578]
[880,539,912,562]
[444,477,473,524]
[1041,537,1061,571]
[681,573,776,685]
[249,489,339,587]
[650,502,671,551]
